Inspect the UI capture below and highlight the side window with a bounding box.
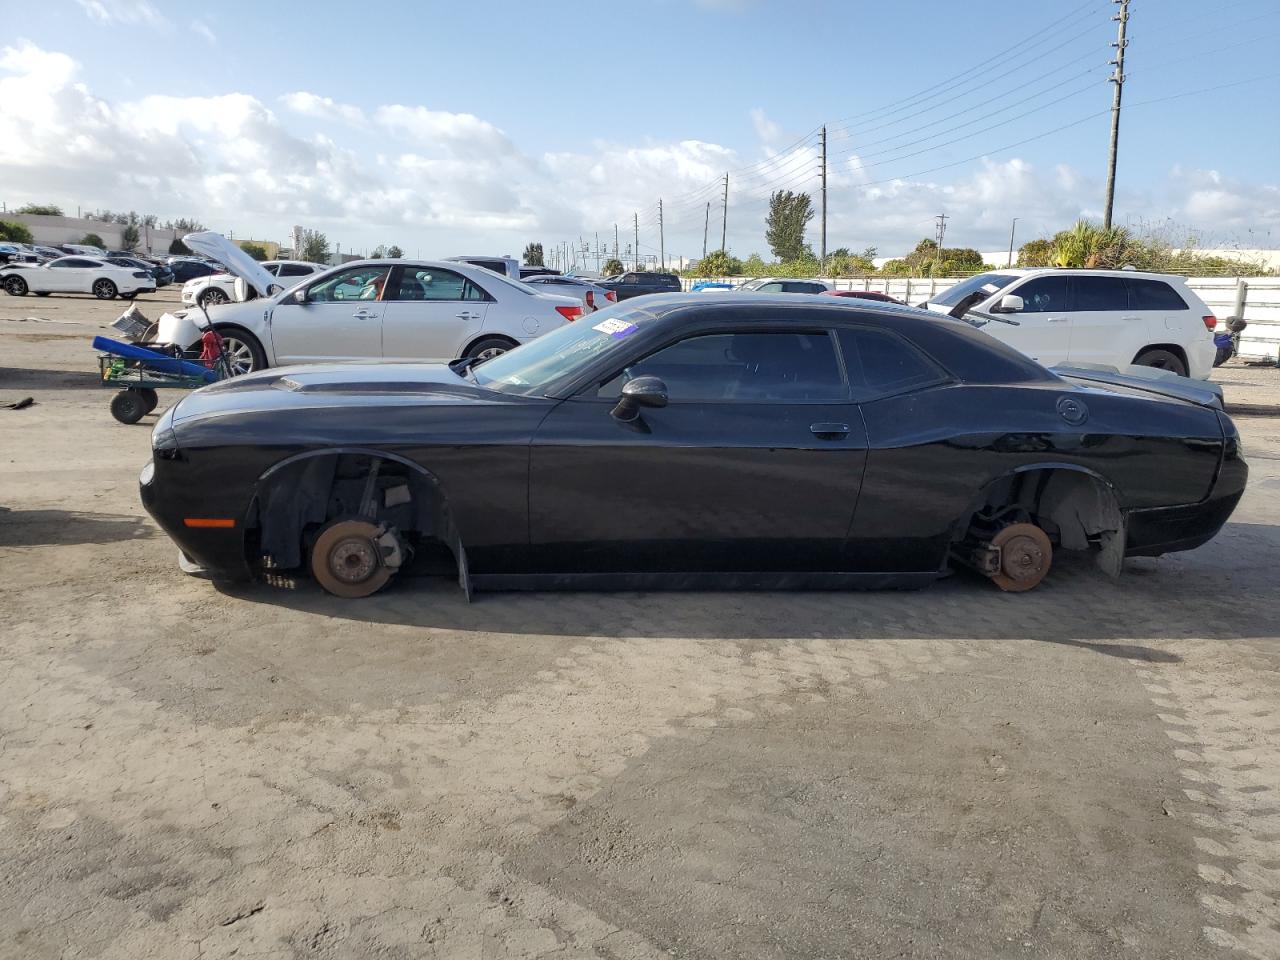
[1126,278,1188,310]
[598,332,845,402]
[1071,276,1128,312]
[278,263,316,278]
[758,282,785,293]
[53,258,91,268]
[306,265,391,303]
[386,267,477,302]
[1009,276,1069,312]
[840,328,948,400]
[621,274,640,285]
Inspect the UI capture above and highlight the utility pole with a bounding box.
[633,212,640,270]
[933,213,950,275]
[820,124,828,271]
[1103,0,1130,230]
[658,198,665,271]
[1006,217,1020,267]
[702,201,710,260]
[614,223,619,262]
[720,173,729,253]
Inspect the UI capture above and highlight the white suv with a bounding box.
[182,259,325,307]
[923,269,1217,379]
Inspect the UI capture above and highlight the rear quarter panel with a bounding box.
[848,381,1224,571]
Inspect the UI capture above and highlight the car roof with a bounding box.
[975,267,1192,283]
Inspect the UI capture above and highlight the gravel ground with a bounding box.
[2,290,1279,960]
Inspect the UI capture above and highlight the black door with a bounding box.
[528,329,868,574]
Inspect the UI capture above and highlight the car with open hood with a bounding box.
[140,293,1245,600]
[155,231,586,375]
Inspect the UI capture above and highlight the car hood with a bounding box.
[182,231,281,298]
[170,362,524,423]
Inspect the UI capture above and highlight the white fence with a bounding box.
[681,275,1280,363]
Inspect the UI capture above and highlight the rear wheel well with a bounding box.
[954,468,1125,576]
[1133,343,1188,367]
[246,453,457,577]
[461,333,518,357]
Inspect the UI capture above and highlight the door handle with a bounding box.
[1120,315,1140,322]
[810,422,850,439]
[1047,316,1069,323]
[456,311,481,320]
[351,309,377,319]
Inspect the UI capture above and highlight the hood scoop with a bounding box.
[272,372,478,397]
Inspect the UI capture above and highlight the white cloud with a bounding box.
[749,107,780,144]
[75,0,167,27]
[281,91,364,125]
[1,41,1275,260]
[190,19,217,46]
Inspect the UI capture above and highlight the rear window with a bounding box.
[840,328,948,399]
[931,272,1019,307]
[1126,278,1188,310]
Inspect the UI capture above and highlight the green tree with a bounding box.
[80,233,105,249]
[741,253,768,277]
[239,241,269,261]
[523,242,544,266]
[16,203,63,216]
[602,257,624,277]
[169,237,192,256]
[386,245,403,258]
[0,220,34,243]
[764,190,813,262]
[1017,238,1053,267]
[298,229,330,264]
[121,224,141,252]
[693,249,741,276]
[371,244,387,258]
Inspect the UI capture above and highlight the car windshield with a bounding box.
[929,272,1019,307]
[472,307,650,396]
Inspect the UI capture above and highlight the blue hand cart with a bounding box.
[94,332,232,424]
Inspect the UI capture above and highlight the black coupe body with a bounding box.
[139,294,1246,598]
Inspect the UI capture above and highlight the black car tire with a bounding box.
[464,336,519,362]
[35,291,50,297]
[120,292,137,300]
[139,388,159,413]
[1134,348,1188,377]
[213,325,266,376]
[4,275,28,296]
[93,279,118,300]
[200,288,230,307]
[110,389,148,424]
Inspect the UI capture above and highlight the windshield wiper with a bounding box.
[448,357,480,382]
[965,308,1021,327]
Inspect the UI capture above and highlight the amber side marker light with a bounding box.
[184,518,236,528]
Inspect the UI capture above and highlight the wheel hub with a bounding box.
[987,522,1053,593]
[328,536,379,584]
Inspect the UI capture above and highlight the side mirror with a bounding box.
[232,277,248,302]
[992,293,1024,314]
[611,375,668,422]
[291,287,308,305]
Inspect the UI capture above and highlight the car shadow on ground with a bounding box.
[0,506,156,546]
[216,521,1280,657]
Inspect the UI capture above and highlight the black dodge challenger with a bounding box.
[139,294,1246,598]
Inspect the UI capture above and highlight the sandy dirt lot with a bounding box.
[2,290,1279,960]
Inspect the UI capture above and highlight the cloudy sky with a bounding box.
[1,0,1278,262]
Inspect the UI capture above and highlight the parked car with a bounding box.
[155,231,585,375]
[181,259,325,307]
[522,274,616,312]
[520,265,561,279]
[736,277,832,294]
[825,290,905,305]
[167,259,221,283]
[57,243,108,257]
[140,292,1245,599]
[445,256,520,280]
[0,256,156,299]
[923,269,1217,379]
[691,281,736,292]
[0,243,39,265]
[107,255,175,288]
[597,271,683,301]
[32,245,66,261]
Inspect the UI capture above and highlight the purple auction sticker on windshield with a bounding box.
[593,318,637,338]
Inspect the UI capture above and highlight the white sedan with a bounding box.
[0,256,157,300]
[156,232,587,375]
[181,259,325,307]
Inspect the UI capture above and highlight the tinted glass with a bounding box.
[930,272,1019,307]
[600,332,845,402]
[621,275,639,284]
[758,282,784,293]
[1010,275,1069,312]
[306,265,391,302]
[278,263,316,277]
[1126,278,1188,310]
[840,328,947,399]
[52,258,94,268]
[1071,276,1128,312]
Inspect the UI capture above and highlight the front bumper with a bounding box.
[139,458,253,581]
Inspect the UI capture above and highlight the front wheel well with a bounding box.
[954,467,1125,577]
[461,333,519,357]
